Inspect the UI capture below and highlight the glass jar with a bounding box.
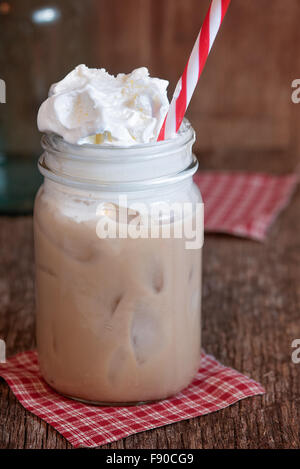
[34,120,203,405]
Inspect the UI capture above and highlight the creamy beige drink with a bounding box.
[34,184,201,403]
[35,65,203,404]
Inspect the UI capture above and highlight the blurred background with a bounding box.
[0,0,299,213]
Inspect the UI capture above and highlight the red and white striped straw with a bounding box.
[157,0,231,141]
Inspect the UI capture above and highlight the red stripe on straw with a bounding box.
[157,116,166,141]
[198,4,211,78]
[221,0,231,21]
[175,70,188,132]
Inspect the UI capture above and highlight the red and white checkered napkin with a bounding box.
[194,172,298,240]
[0,351,264,448]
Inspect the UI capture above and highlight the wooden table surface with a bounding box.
[0,148,299,450]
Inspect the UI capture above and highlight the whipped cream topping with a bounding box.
[37,65,171,146]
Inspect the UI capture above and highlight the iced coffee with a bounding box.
[35,65,203,404]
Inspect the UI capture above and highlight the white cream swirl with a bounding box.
[37,65,170,146]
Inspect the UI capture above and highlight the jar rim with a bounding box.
[41,118,195,162]
[38,118,198,191]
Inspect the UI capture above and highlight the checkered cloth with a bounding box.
[194,172,298,240]
[0,350,264,448]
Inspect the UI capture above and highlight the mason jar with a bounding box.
[34,120,203,405]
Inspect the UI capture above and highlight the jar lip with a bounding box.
[39,118,198,191]
[38,155,199,192]
[41,118,195,160]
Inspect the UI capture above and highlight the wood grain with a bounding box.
[0,146,299,449]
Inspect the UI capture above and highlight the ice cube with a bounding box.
[110,293,124,315]
[144,258,164,293]
[35,214,97,262]
[152,265,164,293]
[130,303,162,365]
[108,346,127,385]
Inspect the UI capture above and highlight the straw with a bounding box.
[157,0,231,141]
